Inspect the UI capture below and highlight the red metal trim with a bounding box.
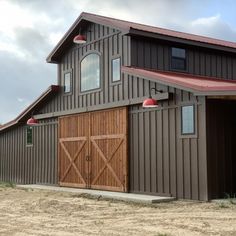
[47,12,236,63]
[122,66,236,93]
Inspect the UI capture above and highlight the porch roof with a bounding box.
[0,85,60,132]
[122,66,236,96]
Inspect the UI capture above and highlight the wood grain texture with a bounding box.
[58,107,128,192]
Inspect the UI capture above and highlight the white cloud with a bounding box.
[187,14,236,41]
[49,32,65,46]
[0,1,33,36]
[0,41,26,59]
[191,14,221,26]
[0,0,236,124]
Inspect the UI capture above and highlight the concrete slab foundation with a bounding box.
[17,184,175,204]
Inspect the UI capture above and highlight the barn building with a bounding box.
[1,12,236,201]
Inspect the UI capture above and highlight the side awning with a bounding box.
[0,85,60,132]
[122,66,236,96]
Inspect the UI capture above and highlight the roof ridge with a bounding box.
[81,12,236,46]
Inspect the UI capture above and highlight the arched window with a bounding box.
[80,53,100,92]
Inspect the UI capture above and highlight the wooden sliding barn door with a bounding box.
[90,108,128,192]
[58,107,128,192]
[59,113,89,188]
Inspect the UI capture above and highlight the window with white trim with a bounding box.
[80,53,100,91]
[26,126,33,145]
[112,57,121,82]
[64,72,71,93]
[181,105,195,134]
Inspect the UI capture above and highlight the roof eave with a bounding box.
[0,85,60,132]
[128,28,236,54]
[46,12,130,63]
[194,90,236,96]
[46,14,86,63]
[122,66,236,97]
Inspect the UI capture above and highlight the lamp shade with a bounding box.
[142,97,159,108]
[73,34,87,44]
[27,117,38,125]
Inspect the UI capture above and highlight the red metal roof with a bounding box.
[81,12,236,49]
[47,12,236,63]
[0,85,60,132]
[122,66,236,95]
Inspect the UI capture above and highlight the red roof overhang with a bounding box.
[0,85,60,132]
[47,12,236,64]
[122,66,236,96]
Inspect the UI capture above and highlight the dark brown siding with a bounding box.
[0,119,58,184]
[131,37,236,80]
[206,99,236,199]
[39,22,131,114]
[129,77,208,201]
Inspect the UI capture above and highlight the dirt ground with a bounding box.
[0,186,236,236]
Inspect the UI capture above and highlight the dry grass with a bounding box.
[0,186,236,236]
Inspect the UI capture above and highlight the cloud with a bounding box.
[0,50,56,124]
[13,27,51,61]
[188,14,236,41]
[0,0,236,124]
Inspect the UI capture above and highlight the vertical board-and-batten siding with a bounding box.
[39,22,131,114]
[0,119,58,185]
[131,37,236,80]
[128,76,208,201]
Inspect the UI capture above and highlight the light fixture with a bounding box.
[27,112,38,126]
[73,29,86,44]
[142,88,163,108]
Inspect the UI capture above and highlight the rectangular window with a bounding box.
[171,47,186,71]
[64,72,71,93]
[112,58,121,82]
[26,126,33,145]
[181,105,194,134]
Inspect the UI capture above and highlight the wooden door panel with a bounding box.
[58,107,128,192]
[89,108,128,192]
[90,135,126,191]
[59,114,89,188]
[59,138,87,187]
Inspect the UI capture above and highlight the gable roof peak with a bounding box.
[47,12,236,63]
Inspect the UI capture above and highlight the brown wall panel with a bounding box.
[38,22,130,115]
[0,119,58,185]
[131,37,236,80]
[129,80,208,200]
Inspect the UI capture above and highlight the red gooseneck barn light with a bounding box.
[142,88,163,108]
[73,32,87,44]
[27,117,38,125]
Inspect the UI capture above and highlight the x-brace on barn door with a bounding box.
[59,107,128,192]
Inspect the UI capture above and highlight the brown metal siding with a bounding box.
[39,22,131,114]
[0,119,58,184]
[206,99,236,199]
[38,26,236,119]
[129,77,208,201]
[131,37,236,80]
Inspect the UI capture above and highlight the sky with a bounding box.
[0,0,236,124]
